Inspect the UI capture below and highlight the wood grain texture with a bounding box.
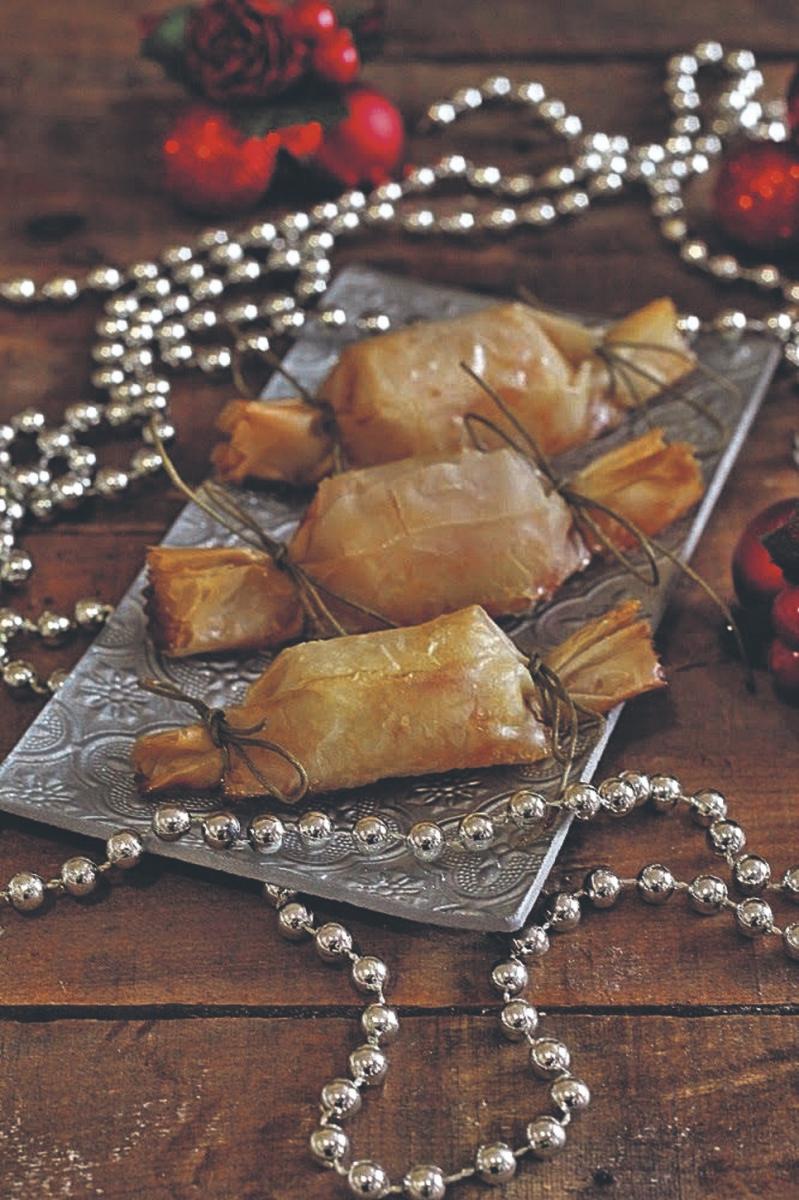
[1,1,799,1197]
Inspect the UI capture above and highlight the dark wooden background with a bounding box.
[1,2,799,1197]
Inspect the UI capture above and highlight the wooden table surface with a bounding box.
[1,2,799,1197]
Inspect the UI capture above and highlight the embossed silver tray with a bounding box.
[0,266,780,930]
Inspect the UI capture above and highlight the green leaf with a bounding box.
[141,5,193,70]
[233,91,348,138]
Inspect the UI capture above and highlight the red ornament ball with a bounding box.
[772,585,799,649]
[768,637,799,694]
[289,0,338,43]
[313,28,360,85]
[713,141,799,251]
[732,497,799,609]
[314,85,405,187]
[163,106,280,214]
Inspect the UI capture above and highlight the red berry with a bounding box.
[277,120,323,159]
[290,0,337,42]
[313,28,360,85]
[768,637,799,694]
[772,585,799,649]
[732,498,799,609]
[314,85,405,187]
[163,106,280,215]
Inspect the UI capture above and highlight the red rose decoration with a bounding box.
[184,0,307,102]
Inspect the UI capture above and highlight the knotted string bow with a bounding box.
[526,652,603,797]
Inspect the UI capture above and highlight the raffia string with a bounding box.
[139,676,309,803]
[149,422,393,638]
[459,363,755,691]
[526,652,603,797]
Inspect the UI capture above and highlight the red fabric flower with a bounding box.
[184,0,307,102]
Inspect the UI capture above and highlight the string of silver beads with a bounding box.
[0,597,113,696]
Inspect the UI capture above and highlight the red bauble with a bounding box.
[713,141,799,251]
[314,85,404,187]
[772,585,799,649]
[732,497,799,608]
[312,28,360,85]
[289,0,338,42]
[768,637,799,694]
[163,106,280,214]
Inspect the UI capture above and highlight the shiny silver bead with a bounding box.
[7,871,45,911]
[65,402,102,432]
[782,923,799,960]
[42,276,81,303]
[277,900,313,940]
[351,955,389,994]
[507,788,547,828]
[1,278,38,304]
[584,866,622,908]
[130,448,164,477]
[361,1003,399,1043]
[690,788,727,827]
[30,490,54,523]
[459,812,494,852]
[491,958,528,995]
[0,607,21,637]
[51,475,86,510]
[248,813,284,853]
[732,853,771,894]
[512,925,550,957]
[321,1078,362,1120]
[348,1043,388,1086]
[530,1036,571,1077]
[708,819,746,858]
[637,863,676,904]
[2,660,37,690]
[37,427,73,458]
[36,610,73,645]
[0,549,32,586]
[403,1164,446,1200]
[548,891,582,930]
[499,998,538,1041]
[94,467,130,498]
[781,866,799,902]
[47,668,69,693]
[106,829,143,868]
[60,856,98,897]
[104,401,134,428]
[562,781,601,820]
[551,1075,591,1113]
[152,804,192,841]
[298,810,334,849]
[599,776,637,817]
[526,1115,567,1159]
[73,597,112,630]
[68,446,98,477]
[347,1160,390,1198]
[688,874,728,914]
[619,770,651,805]
[475,1142,516,1185]
[310,1123,349,1166]
[201,811,241,849]
[314,921,353,963]
[407,820,445,862]
[318,305,348,329]
[353,815,389,855]
[12,407,46,436]
[736,897,774,938]
[262,883,296,909]
[649,774,682,811]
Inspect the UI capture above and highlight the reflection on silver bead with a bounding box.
[348,1043,388,1086]
[1,278,38,304]
[690,788,727,827]
[508,788,547,828]
[277,900,313,940]
[551,1075,590,1113]
[152,804,192,842]
[262,884,296,909]
[548,892,581,930]
[61,856,98,897]
[499,998,538,1041]
[248,813,284,853]
[491,958,528,995]
[201,811,241,849]
[459,812,494,852]
[353,815,389,855]
[736,897,773,937]
[65,402,103,432]
[403,1163,446,1200]
[0,608,22,637]
[361,1003,399,1043]
[512,925,550,958]
[314,921,353,963]
[74,597,112,630]
[408,820,445,862]
[347,1159,390,1198]
[562,781,601,820]
[68,446,98,477]
[106,829,143,868]
[783,923,799,960]
[7,871,45,911]
[781,866,799,902]
[36,610,72,645]
[732,853,771,894]
[709,819,746,858]
[47,668,69,693]
[475,1142,516,1185]
[530,1036,571,1078]
[351,955,388,994]
[688,874,728,914]
[620,770,650,805]
[12,407,46,436]
[649,774,682,812]
[51,475,86,510]
[599,776,637,816]
[310,1123,349,1166]
[298,810,334,849]
[2,660,37,690]
[637,863,676,904]
[526,1115,567,1159]
[130,447,164,477]
[321,1078,361,1120]
[585,866,622,908]
[42,276,81,303]
[0,550,32,587]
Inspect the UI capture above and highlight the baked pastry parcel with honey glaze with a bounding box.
[133,601,664,799]
[212,297,695,487]
[147,429,703,658]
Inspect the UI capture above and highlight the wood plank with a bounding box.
[0,1013,796,1198]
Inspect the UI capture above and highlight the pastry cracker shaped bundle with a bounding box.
[147,428,703,657]
[212,297,695,487]
[133,601,664,800]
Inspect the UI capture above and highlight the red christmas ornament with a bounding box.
[289,0,338,43]
[312,28,360,85]
[713,141,799,252]
[314,84,404,187]
[163,106,280,214]
[731,497,799,609]
[768,637,799,694]
[277,120,323,159]
[772,585,799,649]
